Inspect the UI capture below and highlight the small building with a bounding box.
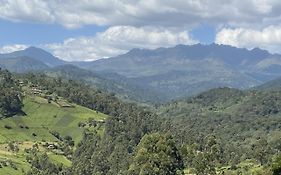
[47,145,55,149]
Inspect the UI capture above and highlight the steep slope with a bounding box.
[0,96,106,144]
[0,72,108,174]
[15,72,160,175]
[0,47,65,67]
[0,95,106,175]
[0,56,49,73]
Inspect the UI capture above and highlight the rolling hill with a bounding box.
[0,96,106,144]
[0,47,65,73]
[0,71,107,174]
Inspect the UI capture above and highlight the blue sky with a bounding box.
[0,19,215,46]
[0,19,107,45]
[0,19,216,45]
[0,0,281,61]
[191,25,216,44]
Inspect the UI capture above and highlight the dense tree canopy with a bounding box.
[158,87,281,167]
[20,73,162,174]
[128,133,184,175]
[2,72,277,175]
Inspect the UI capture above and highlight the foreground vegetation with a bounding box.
[158,87,281,174]
[1,69,281,174]
[0,69,107,174]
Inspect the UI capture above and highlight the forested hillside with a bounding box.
[20,72,165,174]
[21,73,281,174]
[43,64,162,104]
[0,69,23,117]
[1,69,281,174]
[158,87,281,174]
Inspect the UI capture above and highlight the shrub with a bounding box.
[4,125,12,129]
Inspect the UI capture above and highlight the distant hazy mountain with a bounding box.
[0,47,65,67]
[76,43,281,101]
[255,76,281,91]
[0,47,160,103]
[80,44,271,76]
[44,64,162,103]
[0,56,49,73]
[2,44,281,103]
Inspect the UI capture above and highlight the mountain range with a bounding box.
[1,44,281,103]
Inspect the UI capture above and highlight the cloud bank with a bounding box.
[1,0,281,28]
[216,26,281,53]
[0,44,28,54]
[46,26,197,61]
[1,0,281,60]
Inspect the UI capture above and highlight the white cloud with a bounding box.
[1,0,281,28]
[215,26,281,53]
[0,44,28,53]
[0,0,54,23]
[46,26,197,61]
[2,0,281,59]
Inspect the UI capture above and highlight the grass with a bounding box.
[0,95,107,174]
[183,160,270,175]
[0,166,26,175]
[217,160,271,175]
[48,154,72,167]
[0,149,30,175]
[0,96,106,144]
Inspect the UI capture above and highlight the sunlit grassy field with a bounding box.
[0,95,107,174]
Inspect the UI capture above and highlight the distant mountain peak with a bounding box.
[23,46,53,55]
[25,46,39,50]
[251,47,269,54]
[127,48,147,53]
[125,48,153,57]
[0,46,65,67]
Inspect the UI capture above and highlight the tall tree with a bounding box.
[0,69,22,117]
[128,133,184,175]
